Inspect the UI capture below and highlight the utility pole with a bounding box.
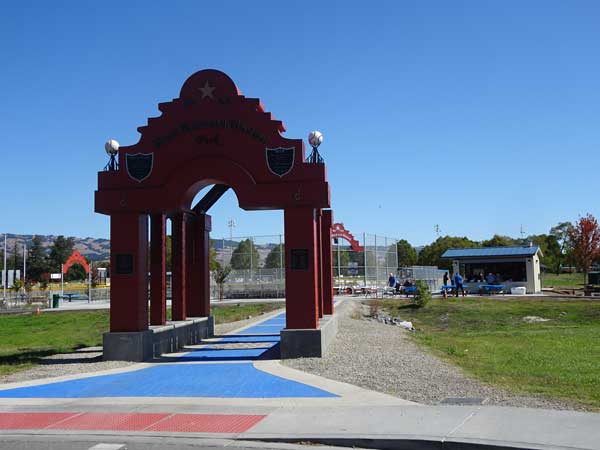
[434,224,441,239]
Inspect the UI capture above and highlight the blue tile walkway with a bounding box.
[0,312,338,399]
[176,313,285,362]
[0,364,336,398]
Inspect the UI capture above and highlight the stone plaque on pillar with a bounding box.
[290,249,309,270]
[115,254,134,274]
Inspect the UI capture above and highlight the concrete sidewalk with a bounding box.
[0,403,598,450]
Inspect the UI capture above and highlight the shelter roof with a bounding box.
[442,246,541,259]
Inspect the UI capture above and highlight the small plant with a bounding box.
[411,280,431,308]
[369,299,380,317]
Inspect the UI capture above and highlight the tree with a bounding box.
[264,244,284,269]
[481,234,519,247]
[48,236,74,272]
[66,263,87,282]
[12,240,22,282]
[396,239,417,267]
[550,221,574,273]
[230,239,260,270]
[27,236,49,282]
[212,265,232,301]
[567,214,600,284]
[417,236,478,270]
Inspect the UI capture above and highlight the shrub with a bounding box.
[412,280,431,308]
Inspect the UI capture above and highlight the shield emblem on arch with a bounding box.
[265,147,295,177]
[126,153,154,182]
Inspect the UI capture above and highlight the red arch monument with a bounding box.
[95,69,335,360]
[62,251,90,274]
[331,223,364,252]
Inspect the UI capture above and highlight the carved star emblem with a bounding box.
[199,81,216,99]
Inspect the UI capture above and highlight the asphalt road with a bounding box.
[0,435,336,450]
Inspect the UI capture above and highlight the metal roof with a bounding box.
[441,246,541,259]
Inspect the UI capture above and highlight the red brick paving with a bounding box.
[0,411,266,433]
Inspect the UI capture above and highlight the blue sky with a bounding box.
[1,1,598,245]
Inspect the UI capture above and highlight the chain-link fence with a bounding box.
[1,287,110,310]
[333,233,399,294]
[398,266,446,292]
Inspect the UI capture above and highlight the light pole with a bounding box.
[227,219,236,265]
[2,234,6,301]
[22,243,26,284]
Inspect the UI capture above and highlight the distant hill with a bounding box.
[1,233,110,262]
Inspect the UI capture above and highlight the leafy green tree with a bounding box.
[397,239,417,267]
[48,236,74,272]
[12,240,22,282]
[230,239,260,270]
[66,263,87,281]
[27,236,49,282]
[550,221,574,273]
[264,244,284,269]
[481,234,519,247]
[526,234,561,273]
[417,236,478,270]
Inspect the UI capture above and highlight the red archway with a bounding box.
[332,223,363,252]
[62,251,90,274]
[95,69,334,357]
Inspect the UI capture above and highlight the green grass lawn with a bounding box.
[541,272,585,289]
[0,302,284,378]
[376,297,600,409]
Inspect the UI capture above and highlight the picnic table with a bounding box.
[479,284,505,295]
[403,286,417,296]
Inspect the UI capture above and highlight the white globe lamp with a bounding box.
[307,130,324,163]
[308,130,323,148]
[105,139,120,155]
[104,139,120,171]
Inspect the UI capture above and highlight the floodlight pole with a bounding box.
[363,232,368,288]
[88,262,92,303]
[61,264,64,297]
[3,234,6,301]
[23,243,26,283]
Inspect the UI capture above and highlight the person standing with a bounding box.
[443,272,449,286]
[454,272,465,297]
[388,273,396,289]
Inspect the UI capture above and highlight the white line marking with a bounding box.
[87,444,126,450]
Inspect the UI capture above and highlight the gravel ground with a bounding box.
[0,347,134,384]
[284,299,587,411]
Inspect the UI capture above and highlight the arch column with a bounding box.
[321,210,334,315]
[109,213,149,332]
[150,213,167,326]
[187,214,212,317]
[316,209,324,318]
[172,212,188,321]
[284,207,319,329]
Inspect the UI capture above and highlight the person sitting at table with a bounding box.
[486,272,496,284]
[403,279,412,288]
[495,273,502,283]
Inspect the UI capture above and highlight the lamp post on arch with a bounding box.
[307,130,324,164]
